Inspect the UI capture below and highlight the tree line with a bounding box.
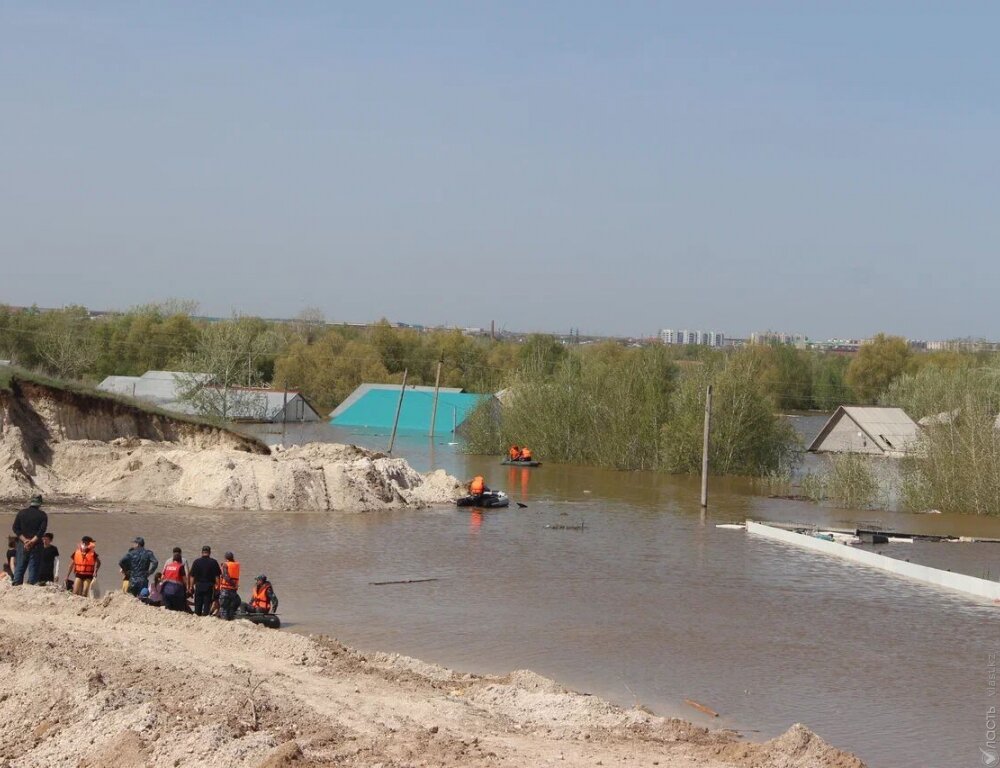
[7,303,1000,508]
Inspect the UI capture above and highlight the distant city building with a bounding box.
[750,331,807,347]
[659,329,725,347]
[925,338,1000,352]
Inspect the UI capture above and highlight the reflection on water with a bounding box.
[5,421,998,768]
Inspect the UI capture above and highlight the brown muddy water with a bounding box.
[4,422,999,768]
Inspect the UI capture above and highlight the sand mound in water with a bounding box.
[0,582,866,768]
[0,378,461,511]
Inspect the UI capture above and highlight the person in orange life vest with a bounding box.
[508,445,521,461]
[520,447,533,461]
[66,536,100,597]
[468,475,489,499]
[160,549,188,611]
[218,551,241,620]
[244,574,279,615]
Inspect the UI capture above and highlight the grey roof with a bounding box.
[141,370,211,382]
[99,371,214,403]
[328,383,465,419]
[97,371,316,423]
[808,406,920,455]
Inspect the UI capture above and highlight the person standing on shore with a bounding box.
[11,494,48,586]
[160,550,187,611]
[4,535,16,579]
[188,545,222,617]
[218,551,240,620]
[67,536,100,596]
[37,533,59,584]
[118,536,158,597]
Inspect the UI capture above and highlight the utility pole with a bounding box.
[429,360,442,440]
[701,384,712,508]
[280,383,288,448]
[388,368,408,454]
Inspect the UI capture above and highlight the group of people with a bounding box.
[507,445,534,462]
[4,495,278,620]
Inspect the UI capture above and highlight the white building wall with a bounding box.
[817,414,883,454]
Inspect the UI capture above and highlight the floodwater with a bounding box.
[5,421,999,768]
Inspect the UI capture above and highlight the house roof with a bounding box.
[807,406,920,455]
[97,372,317,422]
[329,383,486,431]
[328,384,464,420]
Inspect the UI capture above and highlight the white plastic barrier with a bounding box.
[746,520,1000,602]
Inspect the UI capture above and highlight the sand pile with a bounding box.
[0,435,460,511]
[0,582,866,768]
[0,380,461,510]
[31,438,460,511]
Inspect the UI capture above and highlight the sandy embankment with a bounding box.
[0,378,459,511]
[0,584,865,768]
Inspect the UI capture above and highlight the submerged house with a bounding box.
[329,383,492,433]
[807,406,920,457]
[96,370,320,423]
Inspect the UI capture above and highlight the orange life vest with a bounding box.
[508,446,520,460]
[470,476,485,495]
[220,561,240,591]
[162,560,185,584]
[72,544,98,578]
[521,448,532,460]
[250,581,272,611]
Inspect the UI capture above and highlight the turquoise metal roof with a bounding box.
[330,384,489,432]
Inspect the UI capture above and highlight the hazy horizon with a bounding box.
[2,4,998,341]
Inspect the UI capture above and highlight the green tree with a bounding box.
[518,334,567,376]
[274,329,390,412]
[661,349,796,475]
[845,333,914,404]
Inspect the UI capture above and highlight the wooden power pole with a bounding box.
[429,360,442,440]
[388,368,408,454]
[700,384,712,508]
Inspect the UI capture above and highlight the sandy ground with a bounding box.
[0,582,865,768]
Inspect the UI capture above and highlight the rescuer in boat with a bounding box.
[244,574,279,615]
[520,447,533,462]
[508,445,522,461]
[469,475,489,502]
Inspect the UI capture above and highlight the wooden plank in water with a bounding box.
[683,698,719,717]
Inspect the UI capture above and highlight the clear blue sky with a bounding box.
[1,3,997,340]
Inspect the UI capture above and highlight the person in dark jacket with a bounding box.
[4,535,16,579]
[11,494,48,585]
[118,536,158,597]
[37,533,59,584]
[188,545,222,617]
